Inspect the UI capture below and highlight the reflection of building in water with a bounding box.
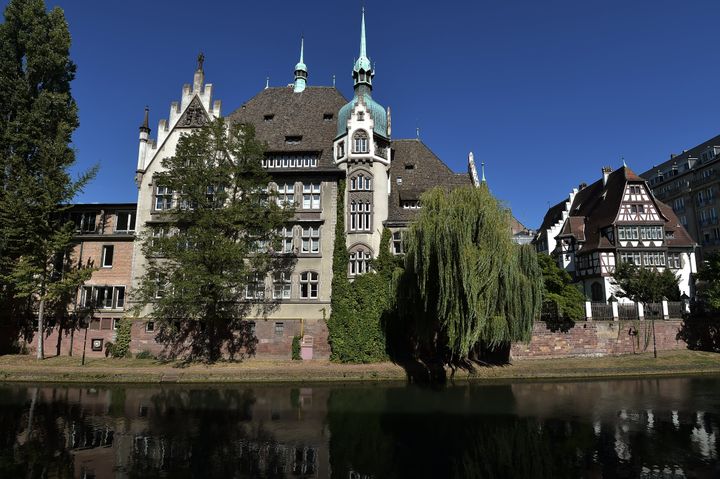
[24,385,330,478]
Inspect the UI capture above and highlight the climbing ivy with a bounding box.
[327,181,390,363]
[112,318,132,358]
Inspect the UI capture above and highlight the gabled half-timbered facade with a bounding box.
[535,166,697,302]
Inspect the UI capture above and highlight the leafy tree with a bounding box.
[0,0,96,357]
[398,185,542,363]
[612,262,680,358]
[696,251,720,310]
[537,253,585,321]
[132,118,293,362]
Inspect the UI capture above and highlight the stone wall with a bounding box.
[511,320,687,359]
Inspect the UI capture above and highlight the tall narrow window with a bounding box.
[353,130,369,153]
[277,183,295,208]
[301,227,320,253]
[282,226,295,254]
[349,247,372,276]
[300,272,319,299]
[245,274,265,300]
[392,231,404,255]
[155,185,172,210]
[102,245,114,267]
[302,183,321,209]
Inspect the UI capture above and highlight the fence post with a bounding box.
[637,302,644,321]
[609,295,619,321]
[661,298,669,320]
[681,293,690,314]
[585,301,593,321]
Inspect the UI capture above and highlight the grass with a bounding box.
[0,350,717,384]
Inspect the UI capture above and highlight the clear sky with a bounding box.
[5,0,720,228]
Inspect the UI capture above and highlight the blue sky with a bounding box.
[5,0,720,227]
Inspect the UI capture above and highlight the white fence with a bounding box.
[584,300,688,321]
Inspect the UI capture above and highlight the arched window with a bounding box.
[349,246,373,276]
[591,282,604,302]
[349,172,373,191]
[353,130,369,153]
[349,201,372,231]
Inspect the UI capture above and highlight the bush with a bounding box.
[135,350,155,360]
[112,318,132,358]
[292,335,302,360]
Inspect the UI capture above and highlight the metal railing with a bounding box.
[619,303,639,320]
[591,302,613,320]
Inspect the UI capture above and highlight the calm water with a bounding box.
[0,377,718,478]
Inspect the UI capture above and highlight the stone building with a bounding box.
[535,166,697,302]
[639,134,720,260]
[128,10,485,359]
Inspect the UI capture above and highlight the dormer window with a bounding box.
[353,130,369,153]
[264,114,274,122]
[323,113,333,121]
[285,135,302,145]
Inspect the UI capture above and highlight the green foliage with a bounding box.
[0,0,97,355]
[612,262,680,304]
[135,350,155,360]
[112,318,132,358]
[291,335,301,360]
[327,183,389,363]
[536,253,585,321]
[398,186,543,360]
[696,252,720,310]
[132,118,293,362]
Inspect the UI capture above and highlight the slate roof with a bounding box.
[546,166,695,252]
[226,86,348,171]
[640,133,720,179]
[386,139,471,224]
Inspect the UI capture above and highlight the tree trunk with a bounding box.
[651,317,658,359]
[36,297,45,360]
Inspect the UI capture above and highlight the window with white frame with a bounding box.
[300,272,319,299]
[392,231,404,255]
[245,274,265,300]
[349,201,371,231]
[273,272,291,299]
[336,141,345,159]
[282,226,295,254]
[301,226,320,253]
[70,212,97,233]
[263,153,318,168]
[81,286,126,309]
[277,183,295,208]
[353,130,369,153]
[667,252,682,269]
[302,183,321,209]
[155,185,173,210]
[617,226,639,241]
[150,226,168,249]
[349,248,372,276]
[639,226,663,241]
[641,251,666,267]
[102,245,114,267]
[115,211,136,232]
[350,173,372,191]
[619,252,642,265]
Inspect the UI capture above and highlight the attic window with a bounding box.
[285,135,302,144]
[264,114,274,122]
[323,113,334,121]
[396,176,403,185]
[665,231,675,239]
[404,164,415,170]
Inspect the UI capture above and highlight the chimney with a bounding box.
[602,166,613,186]
[578,182,587,190]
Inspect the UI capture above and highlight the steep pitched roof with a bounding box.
[386,139,471,223]
[226,86,348,170]
[640,133,720,179]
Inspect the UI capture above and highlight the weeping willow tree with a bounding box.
[399,185,542,361]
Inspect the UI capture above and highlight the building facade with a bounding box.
[640,134,720,260]
[535,166,697,302]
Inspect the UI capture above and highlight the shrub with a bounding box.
[292,335,302,360]
[112,318,132,358]
[135,350,155,360]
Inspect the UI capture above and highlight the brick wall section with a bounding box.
[511,320,687,359]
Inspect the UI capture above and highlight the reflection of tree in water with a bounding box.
[0,387,81,479]
[127,387,290,478]
[327,385,720,478]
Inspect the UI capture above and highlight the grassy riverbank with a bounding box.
[0,350,718,384]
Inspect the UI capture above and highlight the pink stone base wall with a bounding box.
[511,320,687,359]
[24,319,331,360]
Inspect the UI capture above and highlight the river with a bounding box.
[0,376,718,478]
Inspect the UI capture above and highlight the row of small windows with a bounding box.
[617,226,664,241]
[627,185,643,195]
[64,211,136,234]
[281,226,321,254]
[618,251,683,269]
[244,271,319,300]
[263,113,332,122]
[350,174,372,191]
[349,249,371,276]
[349,201,372,231]
[154,183,321,211]
[401,200,421,209]
[262,154,319,169]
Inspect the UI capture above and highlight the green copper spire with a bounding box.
[353,8,374,91]
[294,36,308,93]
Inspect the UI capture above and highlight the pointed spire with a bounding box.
[332,74,336,87]
[139,106,150,134]
[360,7,367,58]
[265,76,269,89]
[193,52,205,92]
[622,156,627,167]
[481,162,486,183]
[293,36,308,93]
[197,52,205,72]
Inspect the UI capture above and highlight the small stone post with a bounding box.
[609,295,619,321]
[681,293,690,314]
[661,297,669,320]
[585,301,593,321]
[637,302,644,321]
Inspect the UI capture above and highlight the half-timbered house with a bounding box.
[535,166,697,301]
